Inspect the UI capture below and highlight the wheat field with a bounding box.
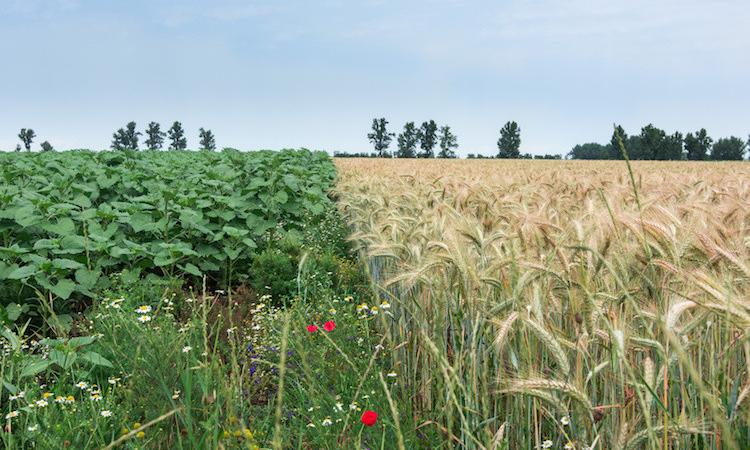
[334,158,750,449]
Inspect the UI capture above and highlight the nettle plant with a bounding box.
[0,149,336,326]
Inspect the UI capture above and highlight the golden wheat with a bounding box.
[335,158,750,449]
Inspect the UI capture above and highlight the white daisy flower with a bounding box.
[135,305,152,314]
[100,410,113,417]
[137,315,152,323]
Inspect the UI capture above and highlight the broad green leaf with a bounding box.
[50,279,76,300]
[52,258,84,270]
[71,194,92,208]
[49,348,77,370]
[3,381,19,395]
[129,212,153,232]
[75,268,100,289]
[181,263,202,277]
[6,303,23,322]
[68,335,97,348]
[79,351,114,368]
[43,218,76,236]
[6,264,37,280]
[20,359,52,378]
[273,190,289,204]
[153,252,177,266]
[59,235,86,253]
[222,225,248,238]
[14,205,38,227]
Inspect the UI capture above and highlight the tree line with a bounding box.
[568,124,748,161]
[339,118,748,161]
[339,118,559,159]
[362,118,459,158]
[350,118,529,159]
[9,122,217,152]
[8,120,749,160]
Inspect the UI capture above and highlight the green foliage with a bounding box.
[567,143,613,159]
[0,149,336,319]
[144,122,166,150]
[609,124,628,159]
[417,120,438,158]
[40,141,54,152]
[437,125,458,158]
[578,125,739,161]
[367,118,394,157]
[18,128,36,151]
[168,122,187,150]
[711,136,746,160]
[111,122,141,151]
[249,246,298,305]
[396,122,418,158]
[684,128,712,161]
[198,128,216,151]
[497,121,521,158]
[631,124,684,160]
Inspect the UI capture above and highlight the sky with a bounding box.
[1,0,748,156]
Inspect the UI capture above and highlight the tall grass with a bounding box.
[334,158,750,449]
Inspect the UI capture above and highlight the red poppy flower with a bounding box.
[360,410,378,427]
[306,325,318,333]
[323,321,336,332]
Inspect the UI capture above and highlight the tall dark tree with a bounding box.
[638,124,666,160]
[168,121,187,150]
[684,129,712,161]
[40,141,54,152]
[661,131,684,160]
[144,122,166,150]
[18,128,35,151]
[437,125,458,158]
[610,125,628,158]
[396,122,419,158]
[497,121,521,158]
[111,122,141,150]
[199,128,216,150]
[711,137,746,160]
[367,118,394,157]
[417,120,438,158]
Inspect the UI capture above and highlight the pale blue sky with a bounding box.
[1,0,748,156]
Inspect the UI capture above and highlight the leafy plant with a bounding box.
[0,149,336,321]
